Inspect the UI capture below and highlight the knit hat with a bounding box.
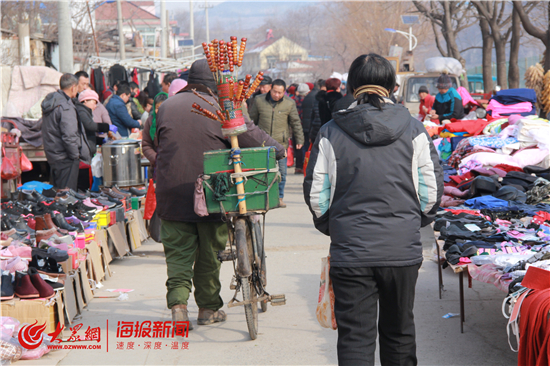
[188,59,216,92]
[259,76,273,86]
[418,85,429,94]
[306,82,314,90]
[78,89,99,103]
[168,79,188,97]
[297,83,310,94]
[436,74,452,89]
[288,86,296,95]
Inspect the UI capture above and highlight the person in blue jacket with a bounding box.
[430,73,465,123]
[106,83,141,137]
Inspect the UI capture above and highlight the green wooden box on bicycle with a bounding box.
[202,147,280,213]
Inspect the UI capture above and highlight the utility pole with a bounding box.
[58,0,74,72]
[17,22,31,66]
[199,0,213,43]
[161,0,167,58]
[190,0,194,58]
[116,0,126,59]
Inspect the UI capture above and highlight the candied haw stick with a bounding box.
[238,37,247,67]
[231,36,238,66]
[239,74,252,102]
[228,79,234,100]
[192,103,218,121]
[235,80,244,102]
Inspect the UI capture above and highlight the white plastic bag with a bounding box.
[425,57,464,75]
[91,153,103,178]
[316,256,337,330]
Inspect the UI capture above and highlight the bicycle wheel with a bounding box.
[241,276,258,340]
[236,218,258,340]
[252,221,268,313]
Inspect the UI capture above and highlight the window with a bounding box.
[266,56,278,69]
[289,54,301,62]
[406,77,458,103]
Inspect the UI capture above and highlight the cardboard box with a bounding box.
[1,297,59,333]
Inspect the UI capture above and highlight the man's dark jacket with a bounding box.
[309,90,342,143]
[41,90,90,163]
[155,60,286,223]
[301,87,319,138]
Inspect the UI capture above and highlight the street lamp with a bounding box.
[384,28,417,51]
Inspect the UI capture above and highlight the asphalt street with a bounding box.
[19,170,517,365]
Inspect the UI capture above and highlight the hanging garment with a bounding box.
[147,70,161,97]
[109,64,128,87]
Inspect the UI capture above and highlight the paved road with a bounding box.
[22,171,517,365]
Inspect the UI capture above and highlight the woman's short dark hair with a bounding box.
[347,53,396,110]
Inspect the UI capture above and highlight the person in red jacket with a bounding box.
[418,85,435,121]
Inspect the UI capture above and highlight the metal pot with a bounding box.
[101,140,143,187]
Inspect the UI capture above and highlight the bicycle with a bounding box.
[218,211,286,340]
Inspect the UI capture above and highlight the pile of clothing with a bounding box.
[431,97,550,296]
[0,184,146,301]
[486,89,537,119]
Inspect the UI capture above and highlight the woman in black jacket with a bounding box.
[76,89,112,156]
[304,54,443,366]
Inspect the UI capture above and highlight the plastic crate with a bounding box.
[203,147,279,214]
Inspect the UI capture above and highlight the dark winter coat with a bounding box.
[309,90,343,143]
[155,84,286,223]
[74,102,110,156]
[304,99,443,268]
[41,90,90,163]
[301,87,319,138]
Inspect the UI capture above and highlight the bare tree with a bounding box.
[480,18,494,92]
[513,1,550,72]
[509,7,521,88]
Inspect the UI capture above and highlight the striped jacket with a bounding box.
[303,99,443,268]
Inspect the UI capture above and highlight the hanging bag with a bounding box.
[303,145,312,177]
[1,147,19,180]
[316,255,337,330]
[143,179,156,220]
[287,138,294,167]
[19,147,32,172]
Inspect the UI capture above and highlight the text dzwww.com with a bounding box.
[48,345,102,350]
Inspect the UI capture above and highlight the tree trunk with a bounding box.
[494,33,508,89]
[480,18,494,93]
[508,7,521,89]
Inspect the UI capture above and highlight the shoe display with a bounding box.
[1,270,14,300]
[28,267,54,299]
[113,186,132,198]
[13,271,39,299]
[29,255,66,279]
[0,246,32,260]
[129,187,146,197]
[51,213,78,232]
[0,257,28,274]
[35,228,59,243]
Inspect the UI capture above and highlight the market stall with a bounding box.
[429,86,550,363]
